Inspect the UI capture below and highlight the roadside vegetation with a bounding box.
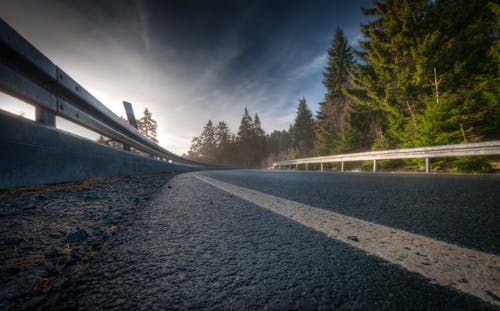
[186,0,499,172]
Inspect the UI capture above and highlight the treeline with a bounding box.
[188,0,499,170]
[186,108,291,167]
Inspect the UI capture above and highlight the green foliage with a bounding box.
[453,157,493,173]
[347,0,499,171]
[292,98,315,157]
[316,27,367,155]
[189,0,499,172]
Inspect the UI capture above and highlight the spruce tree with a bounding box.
[317,27,360,155]
[138,108,159,144]
[415,0,500,146]
[253,114,267,166]
[237,108,255,167]
[353,0,429,147]
[291,98,315,158]
[215,121,232,164]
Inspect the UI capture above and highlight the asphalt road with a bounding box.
[202,170,500,256]
[58,170,500,310]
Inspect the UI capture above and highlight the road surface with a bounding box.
[57,170,500,310]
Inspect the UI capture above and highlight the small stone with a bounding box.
[347,235,359,242]
[48,231,65,239]
[2,235,24,245]
[67,229,89,242]
[21,204,36,211]
[167,185,172,189]
[485,290,500,302]
[44,247,60,259]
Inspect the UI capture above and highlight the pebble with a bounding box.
[0,173,173,309]
[48,230,66,239]
[67,229,89,242]
[44,247,61,259]
[347,235,359,242]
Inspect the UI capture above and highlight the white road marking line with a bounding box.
[193,173,500,306]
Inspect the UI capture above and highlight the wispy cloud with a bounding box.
[0,0,368,155]
[134,0,150,51]
[287,53,327,81]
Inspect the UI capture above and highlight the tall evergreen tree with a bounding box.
[188,120,217,163]
[323,27,354,96]
[316,27,363,155]
[291,98,315,158]
[215,121,233,164]
[237,108,255,167]
[414,0,500,146]
[353,0,429,148]
[252,114,267,166]
[138,108,159,144]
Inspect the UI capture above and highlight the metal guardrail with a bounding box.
[0,18,203,167]
[273,140,500,173]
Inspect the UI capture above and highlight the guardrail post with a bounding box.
[295,164,298,170]
[305,163,308,171]
[320,162,324,172]
[373,159,377,173]
[123,144,130,152]
[35,107,55,127]
[425,157,430,173]
[341,161,344,172]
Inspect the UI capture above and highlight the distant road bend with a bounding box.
[57,169,499,310]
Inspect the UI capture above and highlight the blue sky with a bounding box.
[0,0,371,155]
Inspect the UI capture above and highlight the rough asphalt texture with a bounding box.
[0,173,174,310]
[202,170,500,256]
[55,172,497,310]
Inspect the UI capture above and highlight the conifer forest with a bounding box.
[187,0,499,172]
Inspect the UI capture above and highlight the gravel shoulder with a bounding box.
[0,172,176,310]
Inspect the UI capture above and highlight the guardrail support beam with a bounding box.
[373,159,377,173]
[341,161,344,172]
[320,162,323,172]
[305,163,308,171]
[35,107,55,127]
[425,157,430,173]
[295,164,298,170]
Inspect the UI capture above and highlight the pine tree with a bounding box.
[215,121,233,164]
[316,27,363,155]
[188,120,217,163]
[253,114,267,166]
[291,98,315,158]
[237,108,255,167]
[353,0,429,148]
[414,0,500,146]
[323,27,354,97]
[137,108,159,144]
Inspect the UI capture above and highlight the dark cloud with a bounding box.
[0,0,371,154]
